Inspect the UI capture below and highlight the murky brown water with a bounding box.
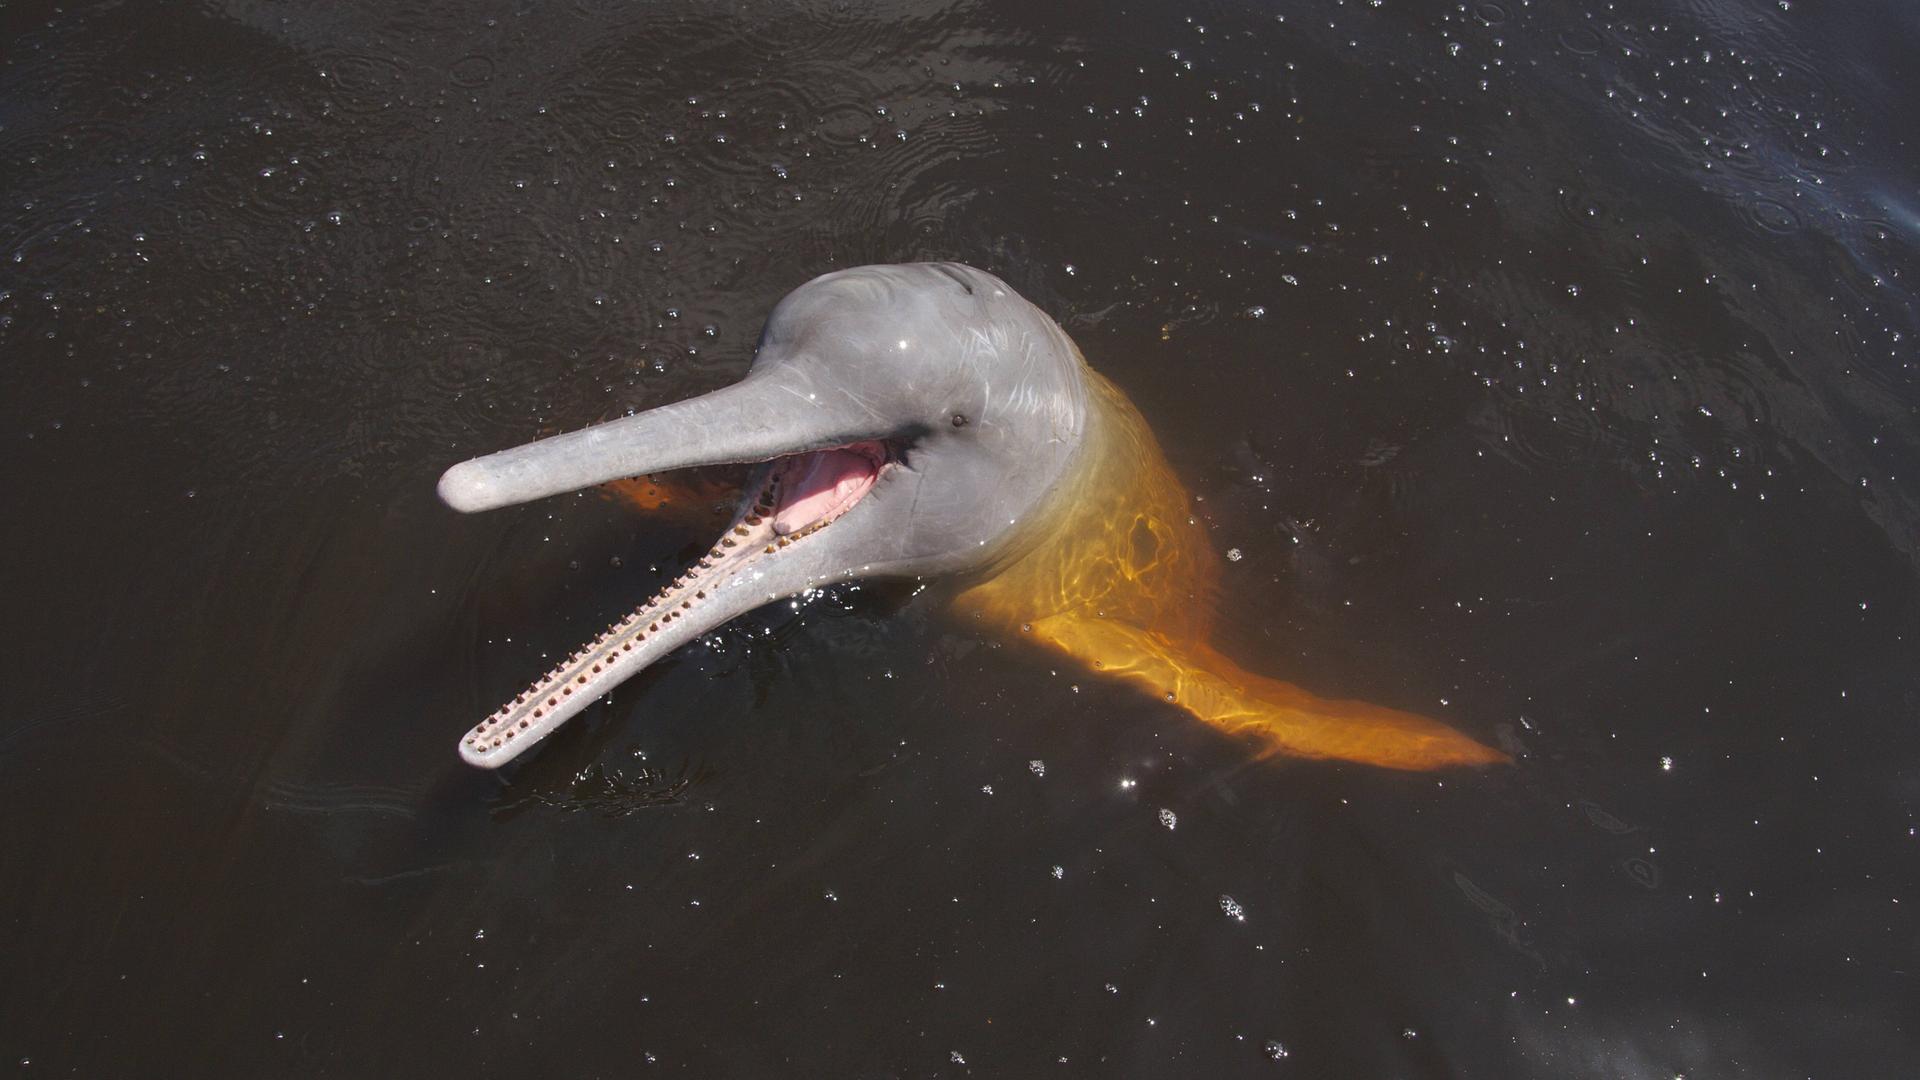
[3,0,1916,1074]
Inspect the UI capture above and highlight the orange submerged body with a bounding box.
[954,368,1505,771]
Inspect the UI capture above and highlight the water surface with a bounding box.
[2,0,1916,1074]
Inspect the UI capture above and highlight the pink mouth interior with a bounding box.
[772,441,884,534]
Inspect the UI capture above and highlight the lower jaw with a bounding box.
[459,444,888,766]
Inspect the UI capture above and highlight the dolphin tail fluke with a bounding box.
[1023,614,1508,771]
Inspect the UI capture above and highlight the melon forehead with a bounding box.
[750,266,1072,427]
[767,267,977,351]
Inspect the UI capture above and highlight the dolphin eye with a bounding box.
[951,413,969,428]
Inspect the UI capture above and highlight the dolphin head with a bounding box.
[439,263,1089,767]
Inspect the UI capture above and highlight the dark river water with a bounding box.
[4,0,1917,1075]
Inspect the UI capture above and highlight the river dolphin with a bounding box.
[438,262,1505,771]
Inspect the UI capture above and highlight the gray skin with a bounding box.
[439,263,1091,767]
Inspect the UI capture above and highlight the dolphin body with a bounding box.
[439,263,1503,771]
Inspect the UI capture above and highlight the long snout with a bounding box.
[437,368,892,513]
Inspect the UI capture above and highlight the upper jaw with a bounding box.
[436,366,901,515]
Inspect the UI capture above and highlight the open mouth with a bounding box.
[458,440,894,767]
[771,441,885,535]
